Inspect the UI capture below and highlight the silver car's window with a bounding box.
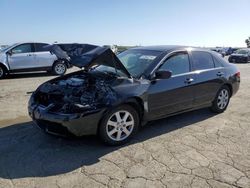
[12,44,32,54]
[35,43,49,52]
[159,52,190,75]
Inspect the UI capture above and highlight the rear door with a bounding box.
[190,51,224,107]
[147,51,195,120]
[8,43,35,70]
[34,43,57,68]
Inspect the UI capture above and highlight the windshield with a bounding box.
[91,64,129,77]
[236,49,249,55]
[0,43,17,52]
[117,49,162,78]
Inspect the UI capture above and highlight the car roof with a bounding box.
[131,45,187,52]
[131,45,210,53]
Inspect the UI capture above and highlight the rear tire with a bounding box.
[98,105,139,146]
[210,85,231,113]
[0,66,6,79]
[52,61,67,75]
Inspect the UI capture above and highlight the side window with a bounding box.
[159,52,190,76]
[192,51,214,70]
[11,44,32,54]
[35,43,49,52]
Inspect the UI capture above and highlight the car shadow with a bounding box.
[0,108,216,179]
[5,72,54,79]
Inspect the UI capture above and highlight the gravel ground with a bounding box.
[0,63,249,188]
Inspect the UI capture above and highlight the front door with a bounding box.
[147,51,195,120]
[8,43,35,70]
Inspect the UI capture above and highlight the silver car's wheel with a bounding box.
[53,62,67,75]
[0,66,6,79]
[99,104,139,145]
[106,110,135,141]
[217,89,229,110]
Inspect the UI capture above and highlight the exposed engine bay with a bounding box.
[35,72,118,113]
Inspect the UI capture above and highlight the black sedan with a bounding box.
[28,44,240,145]
[228,48,250,63]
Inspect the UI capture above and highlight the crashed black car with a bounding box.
[228,48,250,63]
[28,44,240,145]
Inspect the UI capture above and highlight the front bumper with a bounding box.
[28,101,105,136]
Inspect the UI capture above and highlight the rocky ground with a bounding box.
[0,63,249,188]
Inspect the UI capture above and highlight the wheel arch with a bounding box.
[223,83,233,97]
[0,62,9,73]
[53,59,71,68]
[0,62,9,76]
[123,97,144,120]
[97,96,145,134]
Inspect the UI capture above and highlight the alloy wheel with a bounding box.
[54,63,66,75]
[0,67,3,78]
[106,110,135,141]
[217,89,229,109]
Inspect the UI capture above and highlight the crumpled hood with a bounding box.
[44,43,131,77]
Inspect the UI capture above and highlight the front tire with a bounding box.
[210,85,231,113]
[99,105,139,146]
[0,66,6,79]
[52,61,67,75]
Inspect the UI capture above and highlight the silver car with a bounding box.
[0,42,70,79]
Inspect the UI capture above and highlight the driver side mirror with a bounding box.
[154,70,172,79]
[6,51,12,56]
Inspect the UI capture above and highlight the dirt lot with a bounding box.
[0,63,250,188]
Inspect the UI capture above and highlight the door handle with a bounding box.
[27,54,32,56]
[217,72,224,76]
[184,78,194,84]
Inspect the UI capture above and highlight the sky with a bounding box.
[0,0,249,47]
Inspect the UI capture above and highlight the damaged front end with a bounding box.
[28,43,132,136]
[38,72,117,113]
[29,71,119,136]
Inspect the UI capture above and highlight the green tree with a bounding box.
[246,37,250,48]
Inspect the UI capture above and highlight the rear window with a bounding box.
[211,51,229,67]
[35,43,49,52]
[192,51,214,70]
[213,57,223,68]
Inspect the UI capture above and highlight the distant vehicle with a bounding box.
[210,48,225,57]
[211,47,238,57]
[0,45,9,50]
[0,42,72,79]
[231,48,239,54]
[28,44,240,145]
[228,48,250,63]
[223,47,233,56]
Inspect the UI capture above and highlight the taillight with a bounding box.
[235,71,240,78]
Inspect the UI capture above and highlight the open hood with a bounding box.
[44,43,131,77]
